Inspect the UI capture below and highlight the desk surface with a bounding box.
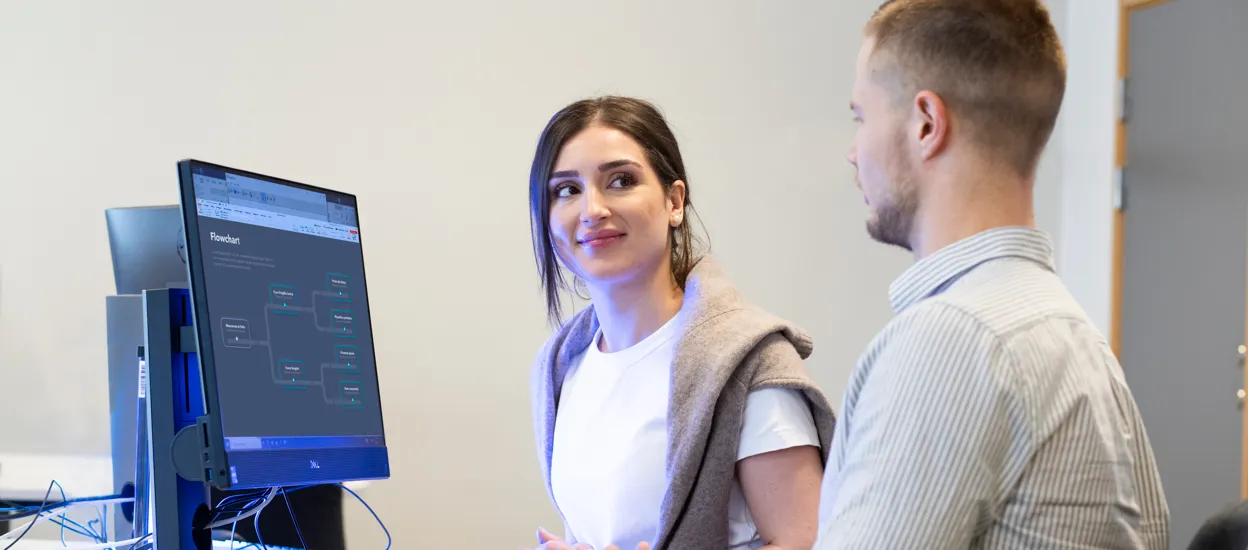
[0,454,114,501]
[13,540,299,549]
[0,452,371,502]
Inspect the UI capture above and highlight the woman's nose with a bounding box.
[580,188,609,223]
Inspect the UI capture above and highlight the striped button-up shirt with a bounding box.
[814,227,1169,549]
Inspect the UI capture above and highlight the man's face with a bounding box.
[848,39,920,251]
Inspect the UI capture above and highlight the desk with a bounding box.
[13,540,299,549]
[0,453,370,500]
[0,454,116,544]
[0,454,113,502]
[1,452,368,550]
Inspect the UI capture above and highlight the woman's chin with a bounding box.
[571,258,635,286]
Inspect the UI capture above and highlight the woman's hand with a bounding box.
[519,527,651,550]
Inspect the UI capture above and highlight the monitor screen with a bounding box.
[177,159,388,489]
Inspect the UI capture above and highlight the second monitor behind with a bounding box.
[105,205,189,295]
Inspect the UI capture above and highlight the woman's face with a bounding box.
[547,124,685,286]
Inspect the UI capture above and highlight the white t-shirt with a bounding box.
[550,315,820,550]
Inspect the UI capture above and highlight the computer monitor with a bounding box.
[105,206,190,294]
[176,159,388,490]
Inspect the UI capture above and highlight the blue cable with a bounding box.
[212,497,266,522]
[0,480,104,544]
[46,517,98,540]
[209,488,281,550]
[51,480,105,543]
[124,532,153,550]
[279,487,308,550]
[337,483,390,550]
[253,506,269,550]
[0,492,129,520]
[53,480,70,545]
[2,481,55,550]
[0,482,129,549]
[1,511,98,540]
[214,484,373,549]
[210,485,315,526]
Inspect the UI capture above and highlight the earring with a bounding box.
[672,213,682,225]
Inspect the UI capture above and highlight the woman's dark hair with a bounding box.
[529,96,703,325]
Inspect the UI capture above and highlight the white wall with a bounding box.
[1033,0,1068,250]
[0,1,1078,547]
[1057,0,1120,334]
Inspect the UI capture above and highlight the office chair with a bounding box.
[1188,500,1248,550]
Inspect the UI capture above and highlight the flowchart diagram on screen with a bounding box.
[219,272,365,407]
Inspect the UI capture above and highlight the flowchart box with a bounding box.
[278,360,307,387]
[270,284,296,312]
[326,273,351,301]
[340,381,363,408]
[220,318,251,349]
[335,345,359,370]
[331,309,355,337]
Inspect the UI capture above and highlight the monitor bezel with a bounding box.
[176,158,389,489]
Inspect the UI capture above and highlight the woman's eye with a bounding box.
[553,183,579,198]
[608,174,636,188]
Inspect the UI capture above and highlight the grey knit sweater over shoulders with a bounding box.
[531,255,837,550]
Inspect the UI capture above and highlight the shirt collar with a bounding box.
[888,226,1056,313]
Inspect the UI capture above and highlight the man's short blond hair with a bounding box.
[866,0,1066,176]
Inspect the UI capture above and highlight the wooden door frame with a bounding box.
[1111,0,1175,357]
[1111,0,1248,499]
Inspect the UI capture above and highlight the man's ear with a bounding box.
[913,90,950,161]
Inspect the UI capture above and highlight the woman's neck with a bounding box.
[588,265,685,354]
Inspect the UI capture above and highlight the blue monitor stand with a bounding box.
[142,287,214,550]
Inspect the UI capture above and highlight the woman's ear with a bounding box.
[668,180,687,227]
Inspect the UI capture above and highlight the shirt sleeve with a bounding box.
[815,302,1022,550]
[737,387,821,461]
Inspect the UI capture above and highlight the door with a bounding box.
[1118,0,1248,547]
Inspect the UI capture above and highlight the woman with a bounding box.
[526,96,836,550]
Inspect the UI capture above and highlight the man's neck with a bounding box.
[909,166,1036,260]
[588,264,685,353]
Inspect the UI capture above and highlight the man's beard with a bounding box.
[865,151,919,251]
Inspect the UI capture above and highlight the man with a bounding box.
[815,1,1169,548]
